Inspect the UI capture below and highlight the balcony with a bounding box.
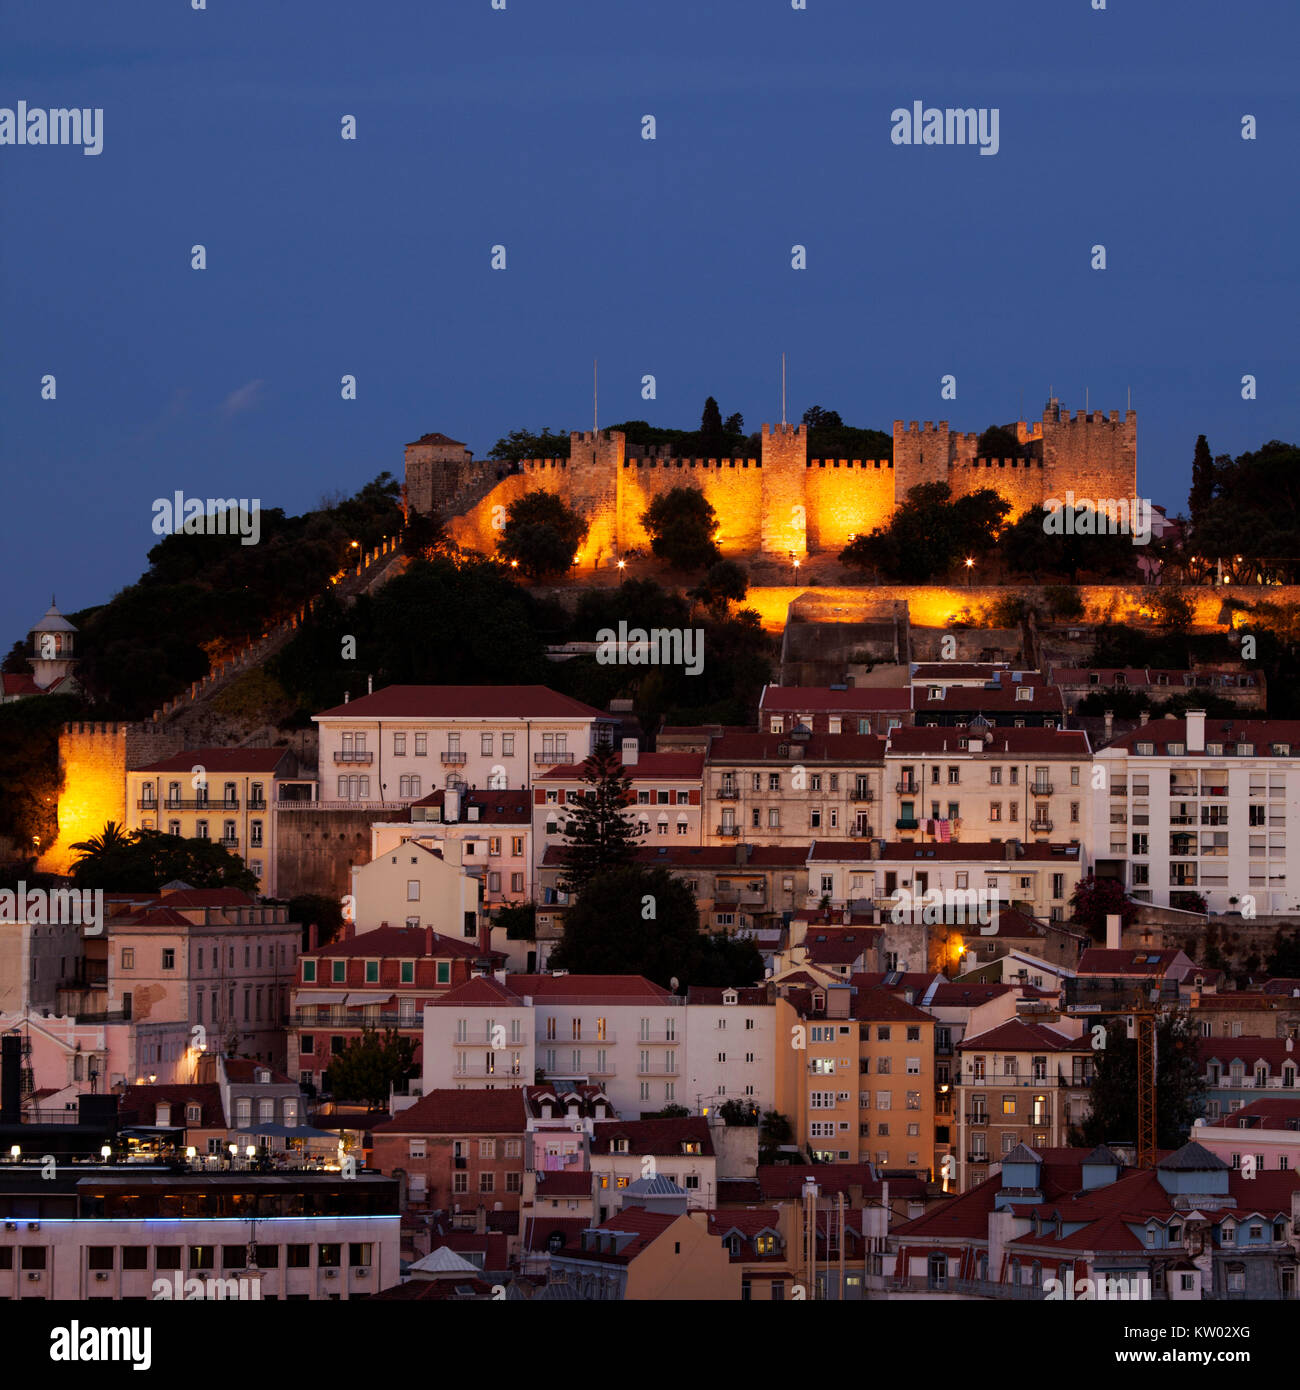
[535,751,575,764]
[333,751,373,764]
[850,789,874,802]
[967,1113,989,1125]
[896,782,919,795]
[454,1063,524,1078]
[159,798,239,810]
[715,788,740,800]
[848,824,874,838]
[895,818,919,831]
[1029,819,1053,833]
[248,798,267,811]
[219,836,239,848]
[716,825,741,837]
[637,1061,680,1077]
[441,752,468,765]
[966,1152,990,1163]
[1030,783,1054,797]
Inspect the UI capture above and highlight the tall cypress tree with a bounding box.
[558,742,639,895]
[1188,434,1216,533]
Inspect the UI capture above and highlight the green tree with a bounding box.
[1264,928,1300,977]
[497,493,589,579]
[1002,504,1136,584]
[2,641,29,675]
[641,487,721,571]
[691,559,748,616]
[69,826,258,893]
[841,483,1009,582]
[759,1110,795,1162]
[1043,584,1085,621]
[1076,1013,1205,1150]
[324,1028,417,1109]
[1188,434,1216,534]
[802,407,893,462]
[977,424,1021,460]
[558,744,639,896]
[550,865,762,990]
[1068,874,1137,944]
[402,509,454,561]
[700,396,725,453]
[717,1098,760,1125]
[487,427,572,462]
[495,901,537,941]
[0,692,81,849]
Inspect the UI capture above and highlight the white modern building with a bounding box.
[1089,712,1300,914]
[683,986,775,1115]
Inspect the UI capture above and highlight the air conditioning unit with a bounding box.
[27,1222,39,1232]
[27,1272,41,1282]
[324,1269,338,1279]
[3,1221,15,1232]
[95,1272,110,1281]
[355,1268,369,1278]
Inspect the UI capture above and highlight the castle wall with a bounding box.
[948,459,1047,523]
[893,420,951,500]
[803,460,897,551]
[1042,406,1137,507]
[274,808,376,900]
[443,467,565,556]
[568,431,622,566]
[619,458,764,555]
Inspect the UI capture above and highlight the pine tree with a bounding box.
[700,396,723,437]
[558,743,639,895]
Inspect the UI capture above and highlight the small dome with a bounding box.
[32,601,77,634]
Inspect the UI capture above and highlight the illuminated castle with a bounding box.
[405,397,1137,566]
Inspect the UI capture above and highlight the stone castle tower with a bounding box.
[413,396,1137,564]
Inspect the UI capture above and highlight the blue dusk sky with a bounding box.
[1,0,1296,644]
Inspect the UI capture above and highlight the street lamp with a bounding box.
[792,558,801,582]
[965,557,974,586]
[100,1145,111,1160]
[9,1145,19,1161]
[617,558,626,584]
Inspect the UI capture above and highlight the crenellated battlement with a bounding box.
[410,393,1137,562]
[625,457,759,469]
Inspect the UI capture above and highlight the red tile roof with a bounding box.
[1198,1036,1300,1069]
[429,976,526,1007]
[885,726,1089,756]
[151,887,256,908]
[407,789,532,824]
[759,685,912,713]
[800,928,883,965]
[913,684,1064,712]
[1207,1097,1300,1129]
[116,1083,225,1129]
[1108,718,1300,754]
[538,752,703,780]
[590,1117,714,1157]
[808,840,1082,862]
[522,1217,591,1252]
[685,987,771,1006]
[315,685,604,720]
[958,1018,1090,1052]
[534,1170,594,1197]
[370,1089,527,1135]
[1076,948,1182,976]
[134,747,293,774]
[851,987,935,1024]
[0,673,41,696]
[707,733,887,762]
[507,974,674,1001]
[310,926,489,960]
[222,1059,294,1084]
[407,432,467,447]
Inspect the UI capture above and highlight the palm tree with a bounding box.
[70,821,135,863]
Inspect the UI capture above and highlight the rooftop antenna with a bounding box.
[1085,386,1090,413]
[593,357,598,434]
[1128,385,1132,411]
[781,352,787,427]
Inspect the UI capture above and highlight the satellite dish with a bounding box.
[1193,1117,1206,1127]
[670,977,679,992]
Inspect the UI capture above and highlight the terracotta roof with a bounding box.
[0,673,41,696]
[407,789,532,824]
[310,927,489,960]
[222,1059,294,1084]
[911,664,1016,680]
[590,1118,714,1157]
[314,685,605,720]
[1198,1037,1300,1069]
[759,685,912,713]
[116,1083,224,1129]
[851,987,936,1024]
[406,431,467,447]
[1076,948,1181,976]
[134,747,292,774]
[1107,718,1300,755]
[429,976,526,1007]
[685,987,771,1006]
[707,733,887,762]
[755,1164,926,1201]
[150,887,256,908]
[538,752,703,780]
[958,1018,1090,1052]
[507,974,674,1001]
[370,1088,527,1135]
[1207,1097,1300,1129]
[912,684,1064,712]
[522,1217,590,1252]
[800,928,883,965]
[534,1170,594,1197]
[885,726,1089,756]
[1189,993,1280,1011]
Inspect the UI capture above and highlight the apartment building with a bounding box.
[806,840,1086,929]
[882,726,1092,846]
[422,976,535,1093]
[775,982,936,1174]
[1198,1037,1300,1124]
[507,974,684,1119]
[758,684,911,737]
[290,925,497,1094]
[534,746,703,866]
[703,731,886,845]
[1050,665,1265,714]
[369,1088,530,1215]
[684,986,776,1115]
[370,788,532,911]
[350,835,481,937]
[313,684,614,804]
[1199,1098,1300,1176]
[911,670,1065,729]
[588,1117,719,1217]
[105,889,300,1076]
[127,747,297,895]
[1089,712,1300,914]
[954,1016,1094,1191]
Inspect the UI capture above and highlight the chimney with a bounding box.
[445,787,461,823]
[1139,710,1149,726]
[1186,709,1206,754]
[478,912,492,962]
[425,925,433,956]
[475,1204,487,1235]
[621,737,639,766]
[343,691,349,703]
[1105,913,1122,950]
[1004,839,1020,861]
[1103,710,1114,741]
[367,674,373,695]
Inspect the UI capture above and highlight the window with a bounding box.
[332,960,346,983]
[121,948,135,970]
[161,948,175,970]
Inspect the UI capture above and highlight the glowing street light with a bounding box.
[965,557,975,587]
[9,1145,19,1161]
[100,1145,111,1160]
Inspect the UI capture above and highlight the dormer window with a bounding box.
[928,687,943,700]
[723,990,738,1006]
[1015,687,1032,701]
[185,1103,201,1125]
[682,1141,702,1155]
[257,1068,270,1084]
[1274,743,1291,757]
[613,1138,629,1154]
